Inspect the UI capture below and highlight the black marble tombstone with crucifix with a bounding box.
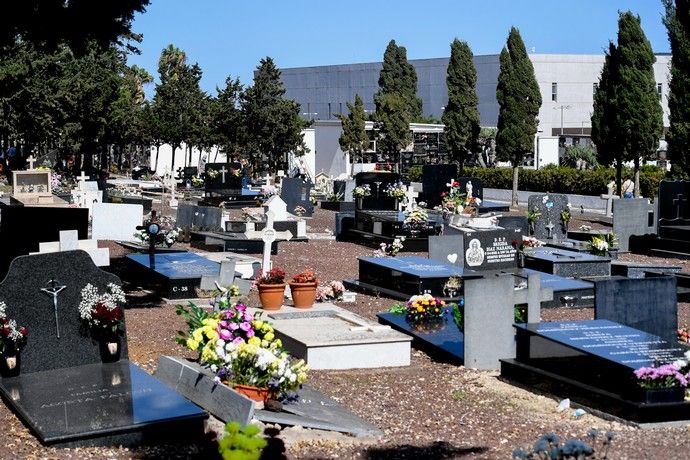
[205,162,243,192]
[527,193,570,241]
[658,181,690,224]
[0,250,207,446]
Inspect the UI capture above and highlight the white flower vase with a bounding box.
[107,342,118,355]
[5,356,16,370]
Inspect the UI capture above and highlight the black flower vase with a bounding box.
[1,351,21,378]
[99,336,122,363]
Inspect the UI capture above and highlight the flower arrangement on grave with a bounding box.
[384,182,407,200]
[403,207,428,230]
[293,205,306,217]
[512,430,615,460]
[230,168,241,177]
[560,203,572,229]
[373,237,405,257]
[586,233,618,256]
[206,169,219,179]
[443,277,462,298]
[327,191,344,202]
[315,280,346,302]
[579,224,592,232]
[191,176,205,187]
[177,302,308,401]
[512,236,545,254]
[527,206,542,232]
[437,181,466,215]
[678,327,690,344]
[208,284,243,311]
[78,283,126,338]
[633,362,689,389]
[352,184,371,198]
[254,268,287,310]
[309,195,318,205]
[0,301,28,373]
[134,214,182,247]
[375,163,393,172]
[50,172,76,195]
[290,269,319,309]
[405,293,446,323]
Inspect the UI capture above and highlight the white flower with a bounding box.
[673,359,687,370]
[542,195,549,203]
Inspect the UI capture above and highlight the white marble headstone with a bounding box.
[263,195,288,221]
[92,203,143,241]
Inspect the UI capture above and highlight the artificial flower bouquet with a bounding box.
[352,184,371,198]
[256,268,287,286]
[315,280,345,302]
[373,237,405,257]
[134,214,182,247]
[512,236,545,254]
[384,182,406,200]
[78,283,126,337]
[404,207,429,229]
[405,293,446,323]
[0,301,28,355]
[587,233,617,256]
[291,269,318,285]
[437,180,466,215]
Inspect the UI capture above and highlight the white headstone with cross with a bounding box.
[403,185,419,211]
[32,230,110,266]
[244,210,292,271]
[263,173,273,187]
[77,171,88,191]
[600,181,618,217]
[26,155,37,170]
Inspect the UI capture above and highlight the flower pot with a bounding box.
[356,197,363,210]
[1,352,20,378]
[639,387,686,404]
[257,283,286,310]
[517,252,525,268]
[290,282,318,309]
[99,336,122,363]
[233,384,274,402]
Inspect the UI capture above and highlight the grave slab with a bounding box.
[258,303,411,369]
[126,252,221,299]
[613,199,656,252]
[176,203,223,230]
[525,247,611,278]
[280,178,314,217]
[611,261,682,279]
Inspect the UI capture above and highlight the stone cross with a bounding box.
[446,178,456,190]
[244,210,292,271]
[219,166,228,184]
[26,155,37,170]
[673,194,688,219]
[263,173,272,186]
[600,182,618,217]
[545,221,555,239]
[77,171,88,191]
[40,278,67,338]
[403,186,419,211]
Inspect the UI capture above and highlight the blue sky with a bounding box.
[127,0,670,97]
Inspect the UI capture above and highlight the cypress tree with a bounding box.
[616,11,663,197]
[495,27,542,207]
[337,94,369,170]
[664,0,690,179]
[591,42,625,195]
[442,39,480,173]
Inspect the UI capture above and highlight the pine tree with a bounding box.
[337,94,369,171]
[442,39,480,173]
[242,57,307,173]
[616,11,663,196]
[212,76,244,160]
[495,27,542,207]
[664,0,690,179]
[591,42,625,195]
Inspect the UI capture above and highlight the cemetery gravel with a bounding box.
[1,209,689,459]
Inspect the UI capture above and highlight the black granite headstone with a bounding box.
[176,203,223,230]
[0,206,89,278]
[280,177,314,217]
[595,277,678,344]
[205,162,243,191]
[658,180,690,223]
[421,165,457,208]
[463,229,518,271]
[497,216,530,238]
[527,193,569,240]
[428,235,464,267]
[355,172,400,210]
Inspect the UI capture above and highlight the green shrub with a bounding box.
[407,165,422,182]
[217,422,267,460]
[464,166,666,197]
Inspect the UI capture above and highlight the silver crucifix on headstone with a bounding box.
[545,221,555,239]
[40,278,67,338]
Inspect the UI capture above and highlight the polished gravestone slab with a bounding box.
[176,203,223,230]
[190,230,279,254]
[355,172,400,210]
[126,252,221,299]
[527,193,569,241]
[280,178,314,217]
[421,165,456,208]
[524,247,611,278]
[105,193,153,213]
[502,320,690,423]
[462,229,518,271]
[377,310,463,363]
[545,238,597,253]
[0,361,206,446]
[611,261,682,279]
[355,256,469,298]
[348,209,442,251]
[515,268,594,308]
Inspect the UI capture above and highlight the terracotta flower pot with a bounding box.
[290,282,318,309]
[233,384,274,402]
[257,283,286,310]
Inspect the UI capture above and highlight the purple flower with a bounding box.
[232,337,244,345]
[228,322,239,331]
[235,304,247,312]
[218,329,232,340]
[243,312,253,322]
[219,321,229,329]
[222,310,235,319]
[239,322,251,332]
[246,329,255,338]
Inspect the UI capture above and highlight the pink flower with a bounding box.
[246,329,255,338]
[243,312,253,322]
[232,337,244,345]
[239,322,251,332]
[235,304,247,312]
[219,321,229,329]
[219,329,232,340]
[229,323,239,331]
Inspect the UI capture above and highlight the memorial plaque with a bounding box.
[205,162,243,191]
[463,229,517,271]
[658,180,690,223]
[517,320,686,368]
[527,193,569,240]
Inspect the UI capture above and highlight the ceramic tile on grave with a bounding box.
[527,193,569,241]
[126,252,221,299]
[0,361,206,446]
[377,310,463,363]
[358,256,469,297]
[525,247,610,278]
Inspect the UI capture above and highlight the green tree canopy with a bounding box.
[442,38,480,173]
[212,76,244,159]
[337,94,369,166]
[495,27,542,207]
[664,0,690,179]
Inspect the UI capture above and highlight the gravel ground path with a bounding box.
[1,207,689,459]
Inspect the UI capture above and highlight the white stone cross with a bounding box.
[263,173,273,186]
[244,210,292,271]
[446,178,456,189]
[219,166,228,184]
[600,181,618,217]
[403,185,419,211]
[26,155,37,170]
[77,171,88,191]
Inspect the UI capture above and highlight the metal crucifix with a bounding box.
[40,278,67,338]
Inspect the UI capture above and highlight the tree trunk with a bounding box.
[188,144,193,166]
[154,144,160,172]
[170,145,177,175]
[616,160,623,199]
[511,164,519,208]
[633,157,641,198]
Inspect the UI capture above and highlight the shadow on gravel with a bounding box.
[365,441,488,459]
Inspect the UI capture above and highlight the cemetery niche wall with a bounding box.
[0,251,206,446]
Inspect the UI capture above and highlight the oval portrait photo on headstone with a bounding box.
[465,238,485,267]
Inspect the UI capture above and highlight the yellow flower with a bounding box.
[264,332,275,342]
[261,340,269,348]
[253,320,264,330]
[192,329,203,342]
[248,336,261,346]
[186,338,199,350]
[205,329,219,340]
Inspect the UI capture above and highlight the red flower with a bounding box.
[453,181,460,187]
[19,327,28,336]
[440,192,447,197]
[0,327,9,337]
